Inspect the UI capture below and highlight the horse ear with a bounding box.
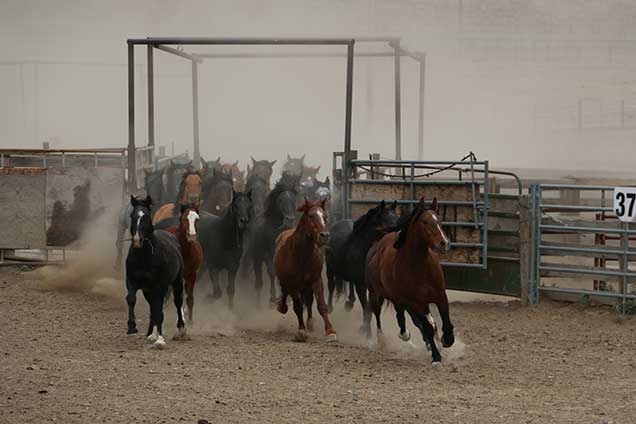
[233,160,239,167]
[431,197,439,213]
[144,195,152,206]
[130,195,137,206]
[380,200,386,209]
[269,160,277,166]
[325,176,330,185]
[391,200,398,210]
[216,156,221,164]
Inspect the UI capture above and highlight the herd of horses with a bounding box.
[120,154,455,364]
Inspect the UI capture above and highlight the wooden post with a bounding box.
[519,195,531,305]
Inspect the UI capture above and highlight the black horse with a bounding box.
[198,190,252,309]
[201,167,234,216]
[325,201,399,317]
[125,195,187,348]
[248,173,300,305]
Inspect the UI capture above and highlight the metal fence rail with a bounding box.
[347,158,489,269]
[529,183,636,306]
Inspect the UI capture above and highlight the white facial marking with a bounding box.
[134,210,144,242]
[316,187,330,197]
[316,209,326,227]
[186,210,199,237]
[432,213,450,245]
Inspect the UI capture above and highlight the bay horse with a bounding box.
[273,198,336,342]
[198,190,252,308]
[164,160,194,201]
[365,197,454,364]
[152,168,203,225]
[325,200,399,315]
[125,195,187,348]
[248,173,299,305]
[165,204,203,324]
[200,167,234,216]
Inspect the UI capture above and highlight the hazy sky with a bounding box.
[2,0,636,175]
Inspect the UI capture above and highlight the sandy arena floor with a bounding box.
[1,265,635,424]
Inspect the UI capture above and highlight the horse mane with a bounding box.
[264,176,298,218]
[393,203,426,249]
[352,204,381,237]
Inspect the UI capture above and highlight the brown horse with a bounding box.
[152,169,203,225]
[365,197,454,364]
[165,205,203,324]
[274,198,336,342]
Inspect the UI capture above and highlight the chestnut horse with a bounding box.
[365,197,455,364]
[152,169,202,225]
[273,198,336,342]
[165,205,203,324]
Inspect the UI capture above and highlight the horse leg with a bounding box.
[150,291,166,348]
[326,266,335,313]
[373,295,384,336]
[345,280,356,311]
[312,279,336,341]
[266,254,277,304]
[125,280,138,334]
[172,277,187,341]
[227,268,237,310]
[184,271,195,325]
[354,280,369,335]
[292,292,307,342]
[395,304,410,342]
[277,286,289,315]
[436,295,455,348]
[422,304,438,335]
[304,288,315,332]
[407,307,441,364]
[207,265,222,300]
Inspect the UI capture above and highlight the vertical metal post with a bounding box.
[528,184,537,304]
[417,54,426,160]
[127,42,137,191]
[343,41,355,219]
[393,40,402,160]
[621,221,628,312]
[482,161,489,269]
[192,60,201,169]
[147,45,155,147]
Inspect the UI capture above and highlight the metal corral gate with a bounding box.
[345,157,489,268]
[529,184,636,306]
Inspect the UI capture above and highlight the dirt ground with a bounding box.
[1,265,635,424]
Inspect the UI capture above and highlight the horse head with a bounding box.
[393,197,449,253]
[202,167,234,214]
[178,169,203,206]
[228,189,252,232]
[248,156,276,183]
[144,168,165,204]
[267,174,300,229]
[282,154,305,177]
[302,165,320,183]
[129,195,153,249]
[297,198,330,246]
[179,203,200,243]
[353,200,399,236]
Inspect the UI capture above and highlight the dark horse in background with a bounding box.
[325,201,399,317]
[201,167,234,216]
[125,195,187,349]
[247,172,300,305]
[365,197,454,364]
[198,190,252,309]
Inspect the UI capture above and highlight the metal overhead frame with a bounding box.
[126,37,426,197]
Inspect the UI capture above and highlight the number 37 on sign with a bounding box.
[614,187,636,222]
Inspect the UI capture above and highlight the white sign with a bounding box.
[614,187,636,222]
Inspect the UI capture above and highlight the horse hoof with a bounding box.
[306,318,314,332]
[293,330,308,343]
[127,328,138,335]
[344,301,354,312]
[398,330,411,342]
[151,336,166,349]
[146,334,157,342]
[172,328,189,341]
[325,332,338,343]
[277,303,288,315]
[431,361,442,368]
